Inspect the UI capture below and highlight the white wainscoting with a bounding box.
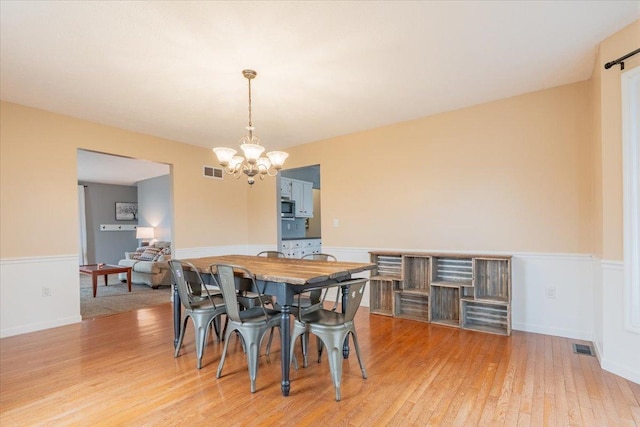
[0,247,595,342]
[510,253,594,340]
[1,255,81,338]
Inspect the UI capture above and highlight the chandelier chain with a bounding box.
[247,77,253,137]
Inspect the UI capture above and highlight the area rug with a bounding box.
[80,274,172,319]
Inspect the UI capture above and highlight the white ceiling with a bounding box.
[2,1,639,183]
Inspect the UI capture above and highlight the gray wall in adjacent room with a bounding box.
[137,174,172,244]
[281,218,306,239]
[80,182,138,265]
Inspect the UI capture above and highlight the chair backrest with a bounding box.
[299,254,337,306]
[210,264,242,322]
[341,279,368,322]
[210,263,271,323]
[168,259,218,310]
[301,253,337,262]
[257,251,286,258]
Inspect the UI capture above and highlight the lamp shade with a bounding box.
[136,227,154,240]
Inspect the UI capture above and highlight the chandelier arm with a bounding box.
[232,165,244,179]
[222,165,237,175]
[256,164,278,177]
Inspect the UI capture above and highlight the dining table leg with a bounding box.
[173,283,181,348]
[280,305,291,396]
[342,284,351,359]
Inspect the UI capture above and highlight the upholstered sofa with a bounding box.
[117,241,172,288]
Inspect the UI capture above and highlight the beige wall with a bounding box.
[0,60,610,258]
[264,81,592,253]
[595,20,639,261]
[590,48,604,258]
[246,176,279,245]
[0,101,249,258]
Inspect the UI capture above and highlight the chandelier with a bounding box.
[213,69,289,186]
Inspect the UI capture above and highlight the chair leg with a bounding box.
[212,317,220,342]
[193,315,211,370]
[324,340,344,401]
[174,316,189,358]
[301,331,309,368]
[265,327,275,360]
[350,330,368,379]
[216,326,235,379]
[315,331,347,401]
[221,316,229,341]
[290,322,306,371]
[244,328,264,393]
[317,336,323,363]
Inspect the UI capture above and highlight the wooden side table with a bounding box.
[79,264,132,298]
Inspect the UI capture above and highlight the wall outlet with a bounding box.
[333,218,340,227]
[42,287,52,297]
[545,287,556,299]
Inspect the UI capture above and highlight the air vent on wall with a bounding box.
[203,166,223,179]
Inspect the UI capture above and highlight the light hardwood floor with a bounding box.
[1,302,638,426]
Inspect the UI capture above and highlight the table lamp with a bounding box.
[136,226,154,246]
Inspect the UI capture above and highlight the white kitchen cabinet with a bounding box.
[280,240,302,258]
[291,179,313,218]
[280,177,292,199]
[303,238,322,255]
[280,239,322,258]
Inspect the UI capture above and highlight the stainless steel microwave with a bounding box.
[281,200,295,219]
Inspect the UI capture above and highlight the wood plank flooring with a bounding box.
[1,303,638,426]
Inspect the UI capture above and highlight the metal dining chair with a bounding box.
[301,253,337,262]
[293,253,339,366]
[257,250,286,258]
[211,263,281,393]
[168,259,227,369]
[290,278,369,401]
[298,253,338,314]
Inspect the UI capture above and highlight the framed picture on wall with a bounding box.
[115,202,138,220]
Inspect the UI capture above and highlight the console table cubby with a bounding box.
[369,251,512,335]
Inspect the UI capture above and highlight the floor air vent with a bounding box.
[572,343,595,356]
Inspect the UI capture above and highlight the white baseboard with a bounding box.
[601,358,640,385]
[1,315,82,338]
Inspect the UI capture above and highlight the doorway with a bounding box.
[278,165,321,256]
[77,149,173,318]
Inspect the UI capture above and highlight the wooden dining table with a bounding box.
[177,254,375,396]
